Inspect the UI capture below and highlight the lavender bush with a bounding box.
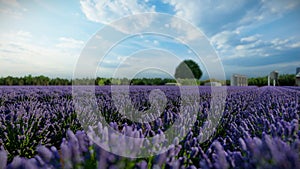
[0,86,299,169]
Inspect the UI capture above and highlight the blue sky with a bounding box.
[0,0,299,79]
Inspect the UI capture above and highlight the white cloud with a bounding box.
[0,31,82,77]
[241,34,261,43]
[56,37,84,49]
[261,0,300,14]
[235,45,244,50]
[80,0,159,35]
[80,0,155,24]
[0,0,20,8]
[110,12,157,34]
[163,0,200,24]
[14,31,32,41]
[288,42,300,48]
[164,16,205,43]
[271,38,290,46]
[163,0,247,26]
[0,0,27,18]
[234,0,300,32]
[215,34,300,60]
[210,31,236,51]
[232,39,267,58]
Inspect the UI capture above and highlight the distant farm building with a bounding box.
[296,67,300,86]
[230,74,248,86]
[165,82,181,86]
[268,70,279,86]
[204,82,222,86]
[297,67,300,74]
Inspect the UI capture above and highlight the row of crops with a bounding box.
[0,86,299,169]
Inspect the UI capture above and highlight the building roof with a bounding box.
[296,72,300,78]
[232,74,247,78]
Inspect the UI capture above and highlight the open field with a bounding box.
[0,86,299,169]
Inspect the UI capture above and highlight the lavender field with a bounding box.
[0,86,299,169]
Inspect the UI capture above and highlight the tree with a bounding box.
[278,74,295,86]
[5,76,13,86]
[24,75,33,85]
[98,78,106,86]
[104,79,111,85]
[175,60,202,79]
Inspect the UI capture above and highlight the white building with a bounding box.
[204,82,222,86]
[296,68,300,86]
[165,82,181,86]
[230,74,248,86]
[268,70,279,86]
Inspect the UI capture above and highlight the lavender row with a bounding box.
[0,86,299,168]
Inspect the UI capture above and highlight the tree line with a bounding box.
[0,75,70,86]
[0,75,178,86]
[248,74,296,86]
[0,74,296,86]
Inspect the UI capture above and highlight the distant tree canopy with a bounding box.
[248,76,268,86]
[248,74,295,86]
[175,60,202,80]
[0,75,70,86]
[0,73,296,86]
[278,74,295,86]
[0,76,177,86]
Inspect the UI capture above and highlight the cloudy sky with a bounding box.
[0,0,300,79]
